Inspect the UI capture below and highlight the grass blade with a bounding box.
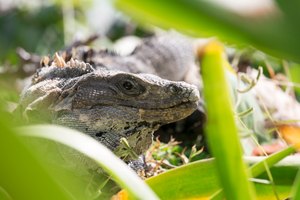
[200,41,256,200]
[249,146,296,177]
[292,169,300,200]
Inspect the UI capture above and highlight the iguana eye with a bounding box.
[117,79,145,96]
[122,81,134,90]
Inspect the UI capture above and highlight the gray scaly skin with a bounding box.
[18,34,201,160]
[70,33,202,88]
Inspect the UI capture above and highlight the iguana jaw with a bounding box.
[87,100,197,126]
[53,98,197,155]
[138,100,198,124]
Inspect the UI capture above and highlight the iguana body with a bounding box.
[18,34,201,159]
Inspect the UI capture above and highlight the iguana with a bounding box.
[18,33,202,160]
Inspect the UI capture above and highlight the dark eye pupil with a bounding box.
[123,81,133,90]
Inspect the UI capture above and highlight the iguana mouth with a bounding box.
[175,100,198,108]
[152,100,198,111]
[90,99,198,110]
[87,99,197,125]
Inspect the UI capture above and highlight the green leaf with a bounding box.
[18,125,159,200]
[292,169,300,200]
[115,0,300,62]
[289,63,300,96]
[249,146,296,177]
[200,41,255,200]
[145,158,297,200]
[0,186,13,200]
[0,112,73,200]
[147,159,220,199]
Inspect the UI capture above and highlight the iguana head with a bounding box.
[20,59,200,157]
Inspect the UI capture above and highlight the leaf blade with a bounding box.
[201,41,256,200]
[19,125,159,200]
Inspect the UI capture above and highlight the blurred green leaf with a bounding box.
[19,125,159,200]
[0,186,13,200]
[0,5,64,64]
[212,146,296,199]
[250,146,296,177]
[200,41,255,200]
[289,63,300,99]
[292,168,300,200]
[0,111,73,200]
[116,0,300,62]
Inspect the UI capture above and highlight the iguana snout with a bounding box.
[64,70,200,123]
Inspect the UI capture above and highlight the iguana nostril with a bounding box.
[188,88,200,102]
[169,84,182,94]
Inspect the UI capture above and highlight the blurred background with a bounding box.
[0,0,145,66]
[0,0,157,104]
[1,0,299,103]
[1,1,300,199]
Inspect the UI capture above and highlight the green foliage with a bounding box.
[1,0,300,199]
[0,111,72,200]
[145,156,298,200]
[201,42,256,200]
[250,146,296,177]
[149,139,204,167]
[116,0,300,62]
[289,63,300,99]
[147,159,219,199]
[151,140,184,166]
[0,6,64,65]
[292,170,300,200]
[20,125,159,200]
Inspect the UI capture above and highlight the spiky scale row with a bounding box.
[32,53,95,84]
